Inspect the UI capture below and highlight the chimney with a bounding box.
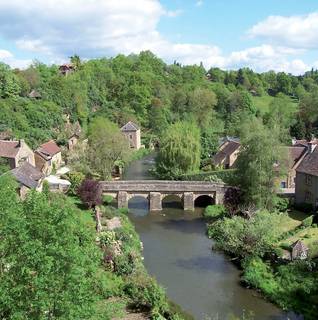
[19,139,25,148]
[308,142,316,154]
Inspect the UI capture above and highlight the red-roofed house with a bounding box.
[0,139,35,169]
[34,140,62,175]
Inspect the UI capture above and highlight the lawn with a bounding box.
[276,210,306,234]
[251,94,298,114]
[280,227,318,258]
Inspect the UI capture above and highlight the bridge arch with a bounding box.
[128,195,149,215]
[194,194,215,208]
[162,194,183,209]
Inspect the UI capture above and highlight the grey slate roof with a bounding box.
[10,162,44,189]
[296,146,318,176]
[214,140,240,165]
[120,121,139,132]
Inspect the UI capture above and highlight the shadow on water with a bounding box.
[155,217,205,235]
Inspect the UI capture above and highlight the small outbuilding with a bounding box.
[120,121,141,150]
[291,240,309,260]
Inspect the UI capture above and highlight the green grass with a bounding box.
[280,227,318,258]
[276,210,308,234]
[251,94,298,114]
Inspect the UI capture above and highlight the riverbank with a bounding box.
[206,207,318,320]
[69,195,188,320]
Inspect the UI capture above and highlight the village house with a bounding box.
[59,64,75,76]
[9,162,44,199]
[275,146,308,189]
[295,143,318,209]
[34,140,62,175]
[213,137,241,169]
[67,133,80,151]
[28,89,42,99]
[120,121,141,150]
[0,139,35,169]
[291,240,309,260]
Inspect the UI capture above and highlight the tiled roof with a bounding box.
[37,140,61,158]
[0,140,20,158]
[10,162,44,189]
[296,146,318,176]
[275,146,307,171]
[120,121,139,132]
[214,141,240,165]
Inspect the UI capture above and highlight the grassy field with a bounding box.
[251,94,298,114]
[277,211,305,234]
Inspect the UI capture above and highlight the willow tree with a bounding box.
[156,121,201,179]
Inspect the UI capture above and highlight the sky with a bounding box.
[0,0,318,74]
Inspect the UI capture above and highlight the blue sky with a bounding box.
[0,0,317,74]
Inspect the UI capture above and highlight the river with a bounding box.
[123,154,300,320]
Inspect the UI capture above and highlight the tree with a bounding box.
[236,119,284,209]
[88,117,130,180]
[78,179,103,209]
[0,175,100,319]
[156,121,201,178]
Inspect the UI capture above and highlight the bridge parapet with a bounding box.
[101,180,230,211]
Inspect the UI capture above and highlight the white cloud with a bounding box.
[196,1,204,7]
[0,49,31,69]
[0,0,313,74]
[248,12,318,49]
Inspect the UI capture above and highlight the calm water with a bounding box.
[124,154,301,320]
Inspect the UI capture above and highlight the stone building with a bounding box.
[59,64,75,76]
[120,121,141,150]
[291,240,309,260]
[275,146,307,189]
[295,143,318,209]
[9,162,44,199]
[35,140,62,175]
[0,139,35,169]
[213,137,241,169]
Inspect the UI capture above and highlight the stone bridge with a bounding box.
[100,180,230,211]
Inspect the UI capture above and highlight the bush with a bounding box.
[302,215,314,228]
[280,242,291,250]
[124,273,168,316]
[119,207,129,215]
[67,171,85,195]
[203,205,226,219]
[273,197,289,212]
[103,194,113,205]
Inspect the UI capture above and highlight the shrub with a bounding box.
[67,171,85,195]
[77,179,102,208]
[119,207,129,215]
[280,242,291,250]
[99,231,116,247]
[273,197,289,212]
[103,194,113,205]
[302,215,314,228]
[203,205,226,219]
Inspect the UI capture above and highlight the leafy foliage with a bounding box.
[77,179,102,208]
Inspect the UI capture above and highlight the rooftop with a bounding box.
[296,146,318,176]
[214,140,241,165]
[0,140,22,158]
[36,140,61,159]
[10,162,44,189]
[120,121,139,132]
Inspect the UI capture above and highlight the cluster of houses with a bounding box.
[213,136,318,210]
[0,121,141,198]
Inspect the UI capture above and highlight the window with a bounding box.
[305,174,312,186]
[280,181,286,188]
[129,134,133,140]
[305,191,312,203]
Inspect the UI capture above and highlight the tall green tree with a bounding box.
[0,175,100,319]
[88,117,130,179]
[236,119,284,209]
[156,121,201,178]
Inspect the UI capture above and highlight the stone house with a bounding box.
[291,240,309,260]
[0,139,35,169]
[9,162,44,199]
[67,133,80,151]
[295,143,318,209]
[28,89,42,99]
[35,140,62,175]
[275,146,307,189]
[213,138,241,169]
[120,121,141,150]
[59,64,75,76]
